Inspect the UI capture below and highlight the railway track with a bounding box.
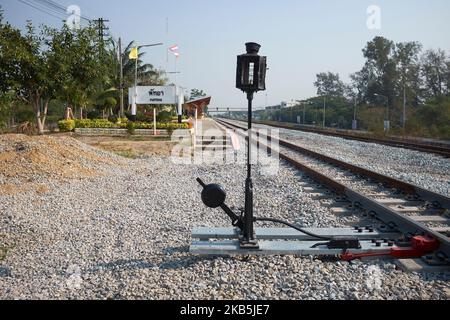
[221,118,450,158]
[215,118,450,268]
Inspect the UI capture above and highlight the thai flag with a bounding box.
[169,45,179,54]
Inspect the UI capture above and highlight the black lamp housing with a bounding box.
[236,43,267,93]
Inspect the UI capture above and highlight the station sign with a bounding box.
[129,86,177,105]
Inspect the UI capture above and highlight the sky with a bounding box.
[2,0,450,110]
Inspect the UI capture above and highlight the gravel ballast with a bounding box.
[229,120,450,197]
[0,134,449,300]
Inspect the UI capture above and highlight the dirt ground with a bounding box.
[74,135,178,158]
[0,134,128,195]
[0,134,178,195]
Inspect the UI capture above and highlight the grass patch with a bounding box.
[114,150,139,159]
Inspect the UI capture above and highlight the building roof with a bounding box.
[185,96,212,106]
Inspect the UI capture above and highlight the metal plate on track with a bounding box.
[190,240,393,256]
[192,227,400,241]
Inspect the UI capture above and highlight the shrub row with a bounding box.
[75,119,115,128]
[58,119,189,132]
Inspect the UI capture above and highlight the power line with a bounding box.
[17,0,66,20]
[93,18,110,57]
[93,18,110,38]
[28,0,69,17]
[19,0,115,50]
[35,0,92,21]
[19,0,93,23]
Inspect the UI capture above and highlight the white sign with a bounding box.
[129,86,177,105]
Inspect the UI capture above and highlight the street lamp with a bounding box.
[374,93,389,132]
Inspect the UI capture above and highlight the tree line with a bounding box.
[0,8,167,134]
[257,36,450,139]
[315,36,449,106]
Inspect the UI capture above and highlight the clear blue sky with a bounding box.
[2,0,450,109]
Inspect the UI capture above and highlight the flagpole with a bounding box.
[129,43,163,122]
[132,52,138,121]
[175,56,178,85]
[119,37,124,119]
[175,55,178,123]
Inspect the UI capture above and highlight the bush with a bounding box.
[70,118,189,133]
[157,111,173,123]
[108,115,118,123]
[75,119,114,128]
[58,120,75,132]
[87,110,101,119]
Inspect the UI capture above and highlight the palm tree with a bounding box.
[101,40,168,115]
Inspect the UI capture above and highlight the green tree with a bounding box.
[362,36,398,104]
[420,49,449,100]
[105,40,167,116]
[314,72,345,97]
[190,89,206,100]
[45,24,107,119]
[0,20,54,134]
[395,41,422,105]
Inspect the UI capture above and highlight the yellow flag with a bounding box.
[129,47,138,60]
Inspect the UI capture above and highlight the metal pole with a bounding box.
[386,97,389,122]
[303,102,306,125]
[244,91,255,245]
[323,97,326,128]
[119,37,124,119]
[386,96,390,132]
[403,85,406,129]
[131,53,138,121]
[175,57,178,85]
[195,107,198,132]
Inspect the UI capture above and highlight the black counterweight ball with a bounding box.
[201,184,227,209]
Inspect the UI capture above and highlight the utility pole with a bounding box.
[119,37,124,118]
[303,102,306,125]
[375,94,389,132]
[403,84,407,129]
[93,18,110,57]
[352,97,358,130]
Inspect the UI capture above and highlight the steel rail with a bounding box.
[216,118,450,259]
[217,119,450,208]
[222,118,450,158]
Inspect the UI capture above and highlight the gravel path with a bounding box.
[229,120,450,197]
[1,149,449,300]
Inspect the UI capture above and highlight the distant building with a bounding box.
[265,105,281,111]
[280,100,300,109]
[183,96,212,118]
